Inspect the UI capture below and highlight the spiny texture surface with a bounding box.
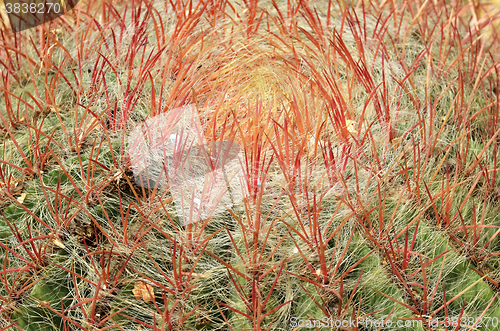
[1,0,500,330]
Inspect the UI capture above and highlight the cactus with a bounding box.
[1,0,500,330]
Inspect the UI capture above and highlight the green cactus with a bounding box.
[1,0,500,330]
